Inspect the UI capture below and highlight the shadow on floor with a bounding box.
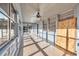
[23,35,51,56]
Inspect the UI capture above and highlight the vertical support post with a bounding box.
[8,3,11,55]
[37,24,39,37]
[9,3,11,40]
[46,20,48,42]
[1,21,3,39]
[42,21,44,40]
[55,14,60,46]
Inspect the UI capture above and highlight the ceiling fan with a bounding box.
[31,4,41,22]
[36,4,41,18]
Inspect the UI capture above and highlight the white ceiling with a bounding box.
[20,3,77,23]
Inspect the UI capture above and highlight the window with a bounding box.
[0,4,16,46]
[0,10,9,45]
[42,21,47,39]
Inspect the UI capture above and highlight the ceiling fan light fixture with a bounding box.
[36,11,41,18]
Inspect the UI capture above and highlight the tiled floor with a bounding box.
[23,33,71,56]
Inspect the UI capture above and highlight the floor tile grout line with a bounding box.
[23,40,44,48]
[30,36,48,56]
[28,45,50,56]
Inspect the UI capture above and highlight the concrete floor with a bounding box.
[23,33,71,56]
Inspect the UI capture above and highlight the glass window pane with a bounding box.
[0,11,9,45]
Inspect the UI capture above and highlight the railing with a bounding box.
[0,36,21,56]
